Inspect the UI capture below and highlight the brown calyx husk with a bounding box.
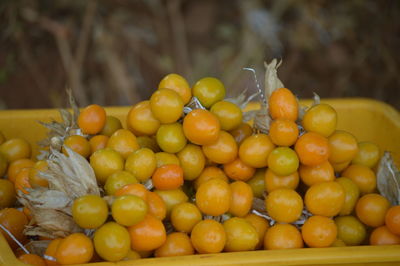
[18,146,100,239]
[377,151,400,206]
[37,89,83,158]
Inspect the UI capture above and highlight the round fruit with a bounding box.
[244,213,269,249]
[352,142,380,168]
[342,164,376,194]
[0,153,6,177]
[247,169,266,198]
[177,144,205,181]
[302,103,337,137]
[125,148,156,182]
[269,119,299,146]
[191,219,226,253]
[196,178,231,216]
[223,217,258,252]
[223,157,255,182]
[94,222,131,262]
[155,152,180,168]
[150,88,183,124]
[370,226,400,245]
[89,135,109,153]
[44,238,61,266]
[104,171,138,196]
[171,202,202,233]
[334,215,366,246]
[229,122,253,145]
[202,131,237,164]
[147,191,167,221]
[267,147,299,176]
[264,223,303,250]
[336,177,360,216]
[156,123,187,153]
[385,205,400,236]
[152,164,184,190]
[128,214,167,251]
[0,138,31,162]
[115,183,149,201]
[268,88,298,121]
[107,129,139,159]
[266,188,303,223]
[299,161,335,187]
[295,132,330,166]
[72,195,108,229]
[302,216,337,248]
[158,73,191,104]
[112,195,148,226]
[194,166,228,190]
[332,160,351,173]
[229,181,253,217]
[55,233,93,265]
[136,136,160,152]
[14,168,31,194]
[183,109,220,145]
[155,232,194,257]
[0,179,16,208]
[154,189,188,216]
[127,101,160,136]
[100,115,122,136]
[63,135,91,158]
[192,77,226,108]
[90,148,124,184]
[210,101,243,131]
[355,193,390,227]
[239,134,275,168]
[305,181,345,217]
[328,130,358,164]
[78,104,106,135]
[7,158,35,183]
[18,254,46,266]
[264,169,299,193]
[0,208,28,249]
[28,160,49,188]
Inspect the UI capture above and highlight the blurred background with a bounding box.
[0,0,399,109]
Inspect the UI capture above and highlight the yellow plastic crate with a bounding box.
[0,98,399,266]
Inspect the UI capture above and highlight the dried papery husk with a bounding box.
[183,96,206,114]
[25,240,51,257]
[203,214,232,223]
[37,89,83,156]
[377,152,400,206]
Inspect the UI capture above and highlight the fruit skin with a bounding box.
[223,217,259,252]
[155,232,194,257]
[301,216,337,248]
[202,131,238,165]
[196,178,231,216]
[223,157,256,182]
[44,238,62,266]
[107,129,140,159]
[264,169,299,193]
[152,164,184,190]
[247,169,266,198]
[195,166,228,190]
[228,181,253,217]
[104,170,138,196]
[355,193,390,228]
[342,164,376,195]
[269,119,299,146]
[244,213,269,249]
[62,135,91,158]
[156,123,187,154]
[336,177,360,216]
[128,214,167,251]
[90,148,124,184]
[150,88,184,124]
[190,219,226,254]
[238,134,275,168]
[154,189,188,217]
[171,202,202,233]
[229,122,253,145]
[18,254,46,266]
[210,101,243,131]
[267,147,299,176]
[0,208,28,249]
[125,148,156,182]
[268,88,298,121]
[299,161,335,187]
[158,73,192,104]
[94,222,131,262]
[178,144,206,181]
[127,101,160,136]
[305,181,345,217]
[183,109,220,146]
[0,179,16,208]
[0,138,31,162]
[334,215,366,246]
[302,103,337,137]
[295,132,330,166]
[328,130,358,164]
[266,188,303,223]
[72,195,108,229]
[7,158,35,183]
[0,153,7,177]
[264,223,303,250]
[55,233,93,265]
[370,226,400,245]
[352,142,380,168]
[112,195,148,226]
[192,77,226,108]
[101,116,122,137]
[78,104,106,135]
[385,205,400,236]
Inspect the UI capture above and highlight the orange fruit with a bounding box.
[78,104,106,135]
